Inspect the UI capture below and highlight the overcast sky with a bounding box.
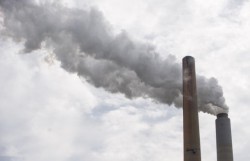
[0,0,250,161]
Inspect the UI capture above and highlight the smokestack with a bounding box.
[182,56,201,161]
[216,113,234,161]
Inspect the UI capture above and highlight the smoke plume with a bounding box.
[0,0,228,115]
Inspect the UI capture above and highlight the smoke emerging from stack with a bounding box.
[0,0,228,115]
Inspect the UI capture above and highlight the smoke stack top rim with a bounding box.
[217,113,228,118]
[183,55,194,60]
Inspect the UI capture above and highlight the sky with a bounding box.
[0,0,250,161]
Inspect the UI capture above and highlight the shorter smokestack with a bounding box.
[216,113,234,161]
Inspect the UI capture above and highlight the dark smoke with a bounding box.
[0,0,228,114]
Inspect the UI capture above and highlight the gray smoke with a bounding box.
[0,0,228,115]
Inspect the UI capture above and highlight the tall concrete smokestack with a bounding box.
[182,56,201,161]
[216,113,234,161]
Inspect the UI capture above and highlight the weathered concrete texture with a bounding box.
[182,56,201,161]
[216,113,234,161]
